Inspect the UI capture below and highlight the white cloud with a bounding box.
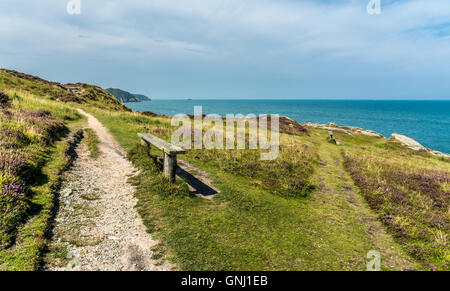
[1,0,450,98]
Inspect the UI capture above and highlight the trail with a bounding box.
[312,142,418,270]
[46,109,170,271]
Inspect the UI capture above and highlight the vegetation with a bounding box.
[0,91,9,107]
[0,69,130,112]
[0,86,84,270]
[83,107,430,270]
[83,128,100,159]
[343,142,449,270]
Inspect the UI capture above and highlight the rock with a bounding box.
[391,133,426,151]
[141,111,165,117]
[303,122,384,138]
[391,133,449,158]
[304,123,448,158]
[278,116,308,135]
[61,188,73,197]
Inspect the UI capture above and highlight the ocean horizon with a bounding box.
[126,99,450,154]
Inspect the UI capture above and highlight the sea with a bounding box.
[125,100,450,154]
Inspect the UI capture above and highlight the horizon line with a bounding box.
[132,98,450,101]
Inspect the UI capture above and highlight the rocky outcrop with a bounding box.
[279,116,308,135]
[302,122,448,158]
[390,133,424,151]
[303,122,384,138]
[391,133,449,158]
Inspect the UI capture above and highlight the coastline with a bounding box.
[130,106,449,158]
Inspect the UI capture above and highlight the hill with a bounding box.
[0,69,130,112]
[106,88,151,103]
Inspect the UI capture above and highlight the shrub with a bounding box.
[0,128,30,148]
[0,104,66,248]
[0,179,28,247]
[0,91,9,107]
[0,149,28,175]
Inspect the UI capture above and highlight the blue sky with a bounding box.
[1,0,450,99]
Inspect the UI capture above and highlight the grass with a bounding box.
[342,142,449,270]
[0,68,129,112]
[84,106,423,270]
[83,128,100,158]
[0,133,73,270]
[0,90,84,270]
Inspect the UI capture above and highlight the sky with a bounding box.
[1,0,450,100]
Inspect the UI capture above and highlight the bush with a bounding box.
[0,91,9,107]
[0,177,27,247]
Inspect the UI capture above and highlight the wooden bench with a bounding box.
[138,133,186,182]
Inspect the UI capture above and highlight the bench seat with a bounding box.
[138,133,186,182]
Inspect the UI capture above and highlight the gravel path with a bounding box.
[47,109,170,271]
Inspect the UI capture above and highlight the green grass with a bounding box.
[83,128,100,158]
[0,69,129,112]
[0,90,84,270]
[342,144,449,270]
[85,106,423,270]
[0,138,72,270]
[127,145,376,270]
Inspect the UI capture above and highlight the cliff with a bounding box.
[106,88,151,103]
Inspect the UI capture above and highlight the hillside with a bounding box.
[106,88,151,103]
[0,69,130,112]
[0,69,449,271]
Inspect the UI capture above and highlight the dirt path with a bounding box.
[312,142,418,270]
[46,109,170,271]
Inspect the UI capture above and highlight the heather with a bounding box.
[189,139,317,199]
[343,153,449,270]
[0,105,65,247]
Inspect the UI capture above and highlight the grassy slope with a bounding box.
[0,69,129,112]
[0,90,82,270]
[0,68,126,270]
[0,76,86,270]
[0,68,127,270]
[339,132,450,270]
[84,106,439,270]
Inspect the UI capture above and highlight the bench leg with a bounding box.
[141,138,151,155]
[164,153,177,182]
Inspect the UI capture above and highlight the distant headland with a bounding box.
[106,88,151,103]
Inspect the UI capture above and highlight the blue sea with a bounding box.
[125,100,450,154]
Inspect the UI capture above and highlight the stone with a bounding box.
[391,133,450,158]
[62,188,73,197]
